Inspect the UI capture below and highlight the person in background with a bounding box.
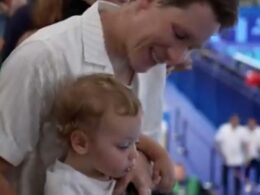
[0,0,12,14]
[243,118,260,193]
[1,0,91,62]
[0,0,9,50]
[215,115,246,195]
[8,0,27,15]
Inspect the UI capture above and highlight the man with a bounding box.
[243,118,260,193]
[215,115,245,195]
[0,0,238,195]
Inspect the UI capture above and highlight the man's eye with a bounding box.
[175,32,187,40]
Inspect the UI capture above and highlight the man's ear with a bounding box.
[70,130,89,155]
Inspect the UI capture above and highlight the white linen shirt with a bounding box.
[0,1,166,195]
[44,161,116,195]
[243,127,260,160]
[215,123,246,166]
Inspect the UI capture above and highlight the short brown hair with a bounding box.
[53,73,141,141]
[159,0,238,29]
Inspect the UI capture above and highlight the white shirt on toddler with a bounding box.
[45,161,116,195]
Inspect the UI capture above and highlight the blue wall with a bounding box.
[168,57,260,127]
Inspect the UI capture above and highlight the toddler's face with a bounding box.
[87,109,142,179]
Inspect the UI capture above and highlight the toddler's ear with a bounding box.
[70,130,89,155]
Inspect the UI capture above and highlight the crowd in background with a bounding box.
[215,115,260,195]
[0,0,93,62]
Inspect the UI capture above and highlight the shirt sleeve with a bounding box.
[0,40,55,166]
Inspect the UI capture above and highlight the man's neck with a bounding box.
[111,58,135,85]
[100,7,135,85]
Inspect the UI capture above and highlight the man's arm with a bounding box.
[137,134,168,161]
[0,158,15,195]
[113,135,168,195]
[0,41,56,195]
[137,134,174,192]
[214,138,226,163]
[0,41,53,166]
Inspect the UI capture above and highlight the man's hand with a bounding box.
[113,173,132,195]
[0,158,15,195]
[152,151,174,193]
[113,152,154,195]
[0,174,15,195]
[136,135,175,193]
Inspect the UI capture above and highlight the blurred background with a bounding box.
[161,0,260,194]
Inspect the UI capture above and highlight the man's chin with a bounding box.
[133,64,152,73]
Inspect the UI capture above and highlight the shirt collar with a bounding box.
[81,1,119,68]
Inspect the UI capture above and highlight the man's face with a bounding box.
[248,118,257,130]
[230,115,239,128]
[125,1,220,72]
[87,109,142,178]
